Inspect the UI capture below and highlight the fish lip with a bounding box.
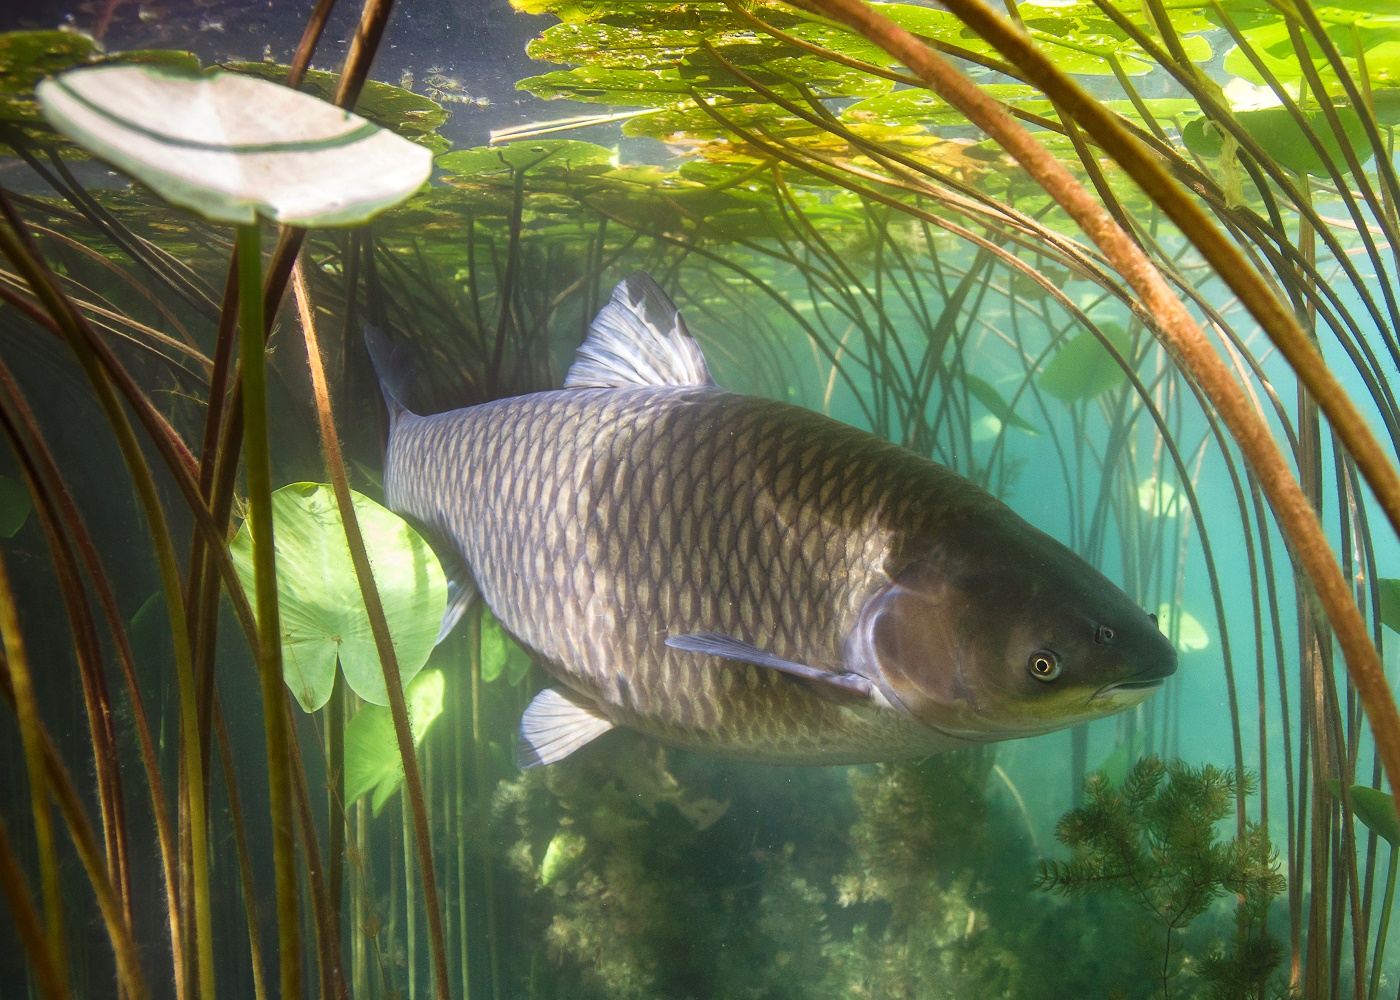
[1090,670,1167,702]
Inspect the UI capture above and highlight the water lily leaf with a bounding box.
[1327,780,1400,845]
[222,62,450,140]
[1182,106,1371,176]
[438,140,614,181]
[964,374,1038,435]
[481,608,533,686]
[38,65,432,227]
[1038,324,1132,402]
[0,475,31,537]
[1157,603,1210,652]
[344,669,445,816]
[229,483,447,712]
[0,30,95,94]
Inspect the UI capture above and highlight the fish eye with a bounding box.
[1028,650,1061,682]
[1094,624,1115,645]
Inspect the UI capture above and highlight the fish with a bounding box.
[366,272,1177,768]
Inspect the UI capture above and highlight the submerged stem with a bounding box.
[238,221,301,1000]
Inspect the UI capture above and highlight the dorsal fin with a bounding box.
[364,325,419,428]
[564,272,715,389]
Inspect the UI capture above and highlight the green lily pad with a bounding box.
[482,609,533,686]
[438,139,615,181]
[1182,106,1371,177]
[38,65,433,227]
[1038,324,1132,402]
[0,475,31,537]
[1157,603,1210,653]
[229,483,447,712]
[1328,780,1400,845]
[344,669,445,816]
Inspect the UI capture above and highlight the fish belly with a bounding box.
[383,384,970,763]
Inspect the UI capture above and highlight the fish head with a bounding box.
[853,515,1177,741]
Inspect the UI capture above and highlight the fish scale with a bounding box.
[384,383,977,763]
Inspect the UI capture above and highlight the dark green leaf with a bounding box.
[1328,780,1400,845]
[1038,324,1133,402]
[0,475,31,537]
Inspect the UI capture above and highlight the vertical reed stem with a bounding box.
[238,220,300,1000]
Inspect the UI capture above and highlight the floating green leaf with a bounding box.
[229,483,447,712]
[1038,324,1133,402]
[1157,603,1211,653]
[38,65,433,227]
[1327,780,1400,846]
[0,475,31,537]
[438,139,614,182]
[1182,106,1371,177]
[344,669,445,816]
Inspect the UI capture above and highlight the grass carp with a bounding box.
[367,273,1176,767]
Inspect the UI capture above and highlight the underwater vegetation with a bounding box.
[2,0,1400,998]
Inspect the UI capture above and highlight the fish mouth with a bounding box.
[1090,667,1169,703]
[1093,677,1165,699]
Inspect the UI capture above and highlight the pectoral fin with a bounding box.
[517,688,616,769]
[437,576,478,645]
[666,632,873,704]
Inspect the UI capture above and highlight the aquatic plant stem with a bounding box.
[238,221,301,1000]
[794,0,1400,812]
[1369,846,1396,1000]
[212,701,269,1000]
[940,0,1400,534]
[0,539,67,995]
[0,819,64,1000]
[0,192,214,1000]
[293,259,453,999]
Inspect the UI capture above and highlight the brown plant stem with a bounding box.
[0,353,186,998]
[938,0,1400,542]
[792,0,1400,814]
[0,665,152,1000]
[0,190,215,999]
[0,535,67,994]
[212,700,269,1000]
[293,258,453,997]
[0,819,65,1000]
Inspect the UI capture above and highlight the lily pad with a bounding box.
[229,483,447,712]
[38,65,432,227]
[344,669,445,816]
[1182,107,1371,177]
[0,475,31,537]
[1038,324,1133,402]
[437,139,614,181]
[1157,603,1210,653]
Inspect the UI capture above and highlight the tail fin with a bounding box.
[364,325,418,428]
